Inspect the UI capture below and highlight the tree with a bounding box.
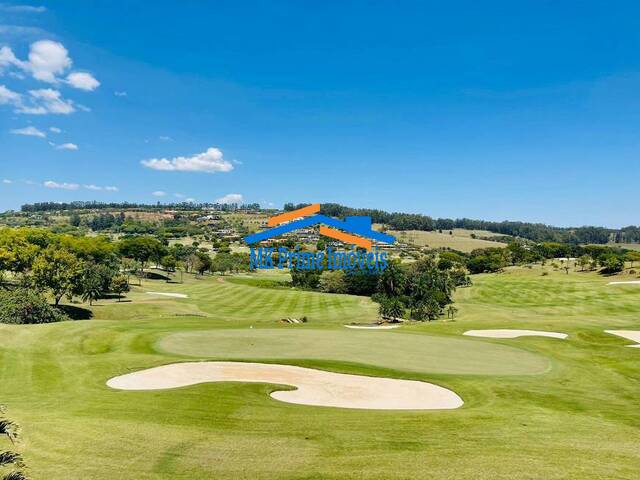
[31,246,82,305]
[319,270,347,293]
[375,295,405,321]
[626,251,640,267]
[578,255,592,271]
[111,275,130,302]
[80,268,104,306]
[601,256,624,274]
[192,251,212,275]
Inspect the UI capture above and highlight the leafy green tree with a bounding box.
[80,268,104,306]
[601,256,625,274]
[319,270,347,293]
[578,255,592,271]
[0,288,67,324]
[110,275,130,302]
[32,246,82,305]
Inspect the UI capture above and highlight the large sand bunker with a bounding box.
[464,329,567,339]
[146,291,189,298]
[107,361,463,410]
[605,330,640,348]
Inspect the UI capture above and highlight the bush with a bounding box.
[0,288,68,324]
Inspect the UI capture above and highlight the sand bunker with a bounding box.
[605,330,640,348]
[344,324,400,330]
[464,329,567,339]
[107,361,463,410]
[146,292,188,298]
[607,281,640,285]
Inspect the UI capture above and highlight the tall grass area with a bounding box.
[0,266,638,479]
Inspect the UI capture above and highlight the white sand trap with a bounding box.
[146,292,188,298]
[107,361,463,410]
[344,324,400,330]
[464,329,567,339]
[607,281,640,285]
[605,330,640,348]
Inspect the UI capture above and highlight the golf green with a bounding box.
[157,328,551,375]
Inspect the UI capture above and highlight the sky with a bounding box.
[0,1,639,228]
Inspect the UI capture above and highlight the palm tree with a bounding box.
[3,471,28,480]
[0,419,17,445]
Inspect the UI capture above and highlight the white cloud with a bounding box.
[141,147,234,173]
[215,193,243,204]
[2,179,13,184]
[26,40,71,83]
[54,142,78,150]
[152,190,166,197]
[158,135,172,141]
[0,40,99,92]
[0,84,21,105]
[0,4,46,13]
[83,184,118,192]
[43,180,79,190]
[49,126,61,133]
[114,90,127,97]
[10,125,45,137]
[16,88,75,115]
[66,71,99,91]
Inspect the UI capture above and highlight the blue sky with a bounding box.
[1,1,639,227]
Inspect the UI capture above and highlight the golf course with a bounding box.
[1,265,638,479]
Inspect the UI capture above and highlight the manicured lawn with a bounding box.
[1,266,639,479]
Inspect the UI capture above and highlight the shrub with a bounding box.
[0,288,68,324]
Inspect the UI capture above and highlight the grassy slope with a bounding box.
[0,266,639,479]
[389,228,506,252]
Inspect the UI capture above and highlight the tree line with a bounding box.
[283,203,637,245]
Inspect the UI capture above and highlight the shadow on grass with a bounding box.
[56,304,93,320]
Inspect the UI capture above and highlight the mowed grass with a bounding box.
[0,267,639,479]
[158,329,550,375]
[389,228,506,252]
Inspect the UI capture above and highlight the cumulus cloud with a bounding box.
[14,88,75,114]
[49,126,61,133]
[24,40,71,82]
[44,180,79,190]
[0,40,99,91]
[2,179,13,184]
[10,125,45,137]
[54,142,78,150]
[66,71,99,91]
[141,147,234,173]
[152,190,166,197]
[215,193,243,204]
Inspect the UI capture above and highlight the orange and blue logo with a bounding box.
[244,204,395,271]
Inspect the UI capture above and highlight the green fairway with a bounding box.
[1,266,639,479]
[158,328,550,375]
